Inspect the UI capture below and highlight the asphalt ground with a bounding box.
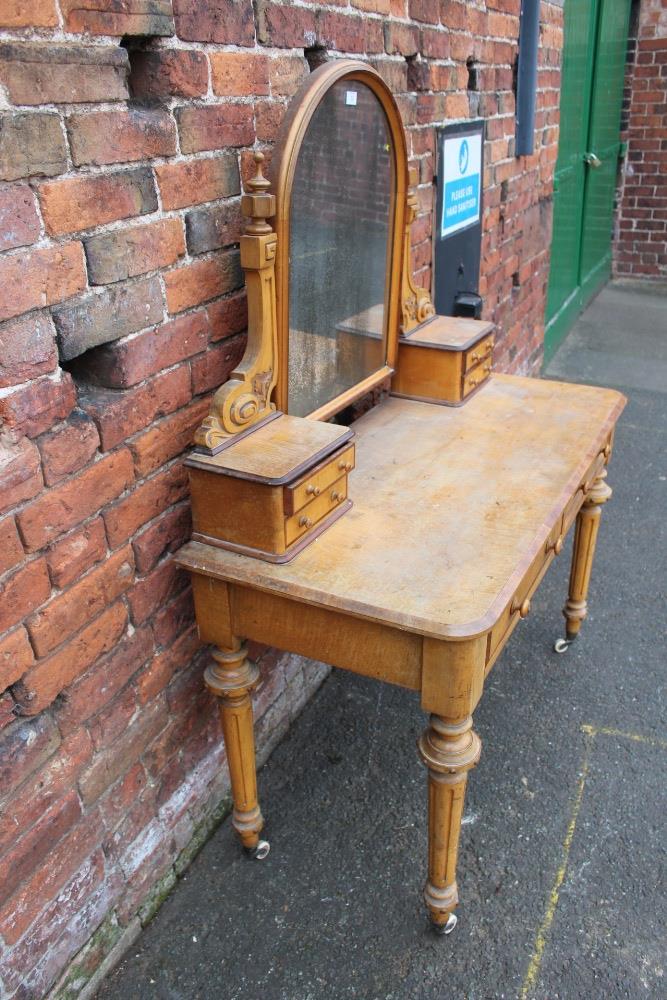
[98,283,666,1000]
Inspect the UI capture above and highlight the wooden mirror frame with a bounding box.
[271,60,433,420]
[193,60,434,452]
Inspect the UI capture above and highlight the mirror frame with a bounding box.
[271,60,409,420]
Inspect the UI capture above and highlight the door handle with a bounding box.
[584,152,602,169]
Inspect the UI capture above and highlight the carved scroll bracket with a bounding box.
[400,166,435,335]
[195,152,279,453]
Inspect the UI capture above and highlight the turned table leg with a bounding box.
[418,715,481,933]
[204,642,269,858]
[555,469,612,652]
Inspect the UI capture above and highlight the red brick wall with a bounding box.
[613,0,667,280]
[0,2,563,994]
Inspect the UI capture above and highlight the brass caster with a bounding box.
[245,839,270,860]
[554,638,573,654]
[432,913,457,936]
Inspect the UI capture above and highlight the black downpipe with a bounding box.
[515,0,541,157]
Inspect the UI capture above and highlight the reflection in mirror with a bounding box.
[288,80,392,416]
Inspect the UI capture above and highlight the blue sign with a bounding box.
[441,134,482,238]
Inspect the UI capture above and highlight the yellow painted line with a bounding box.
[519,733,592,1000]
[580,723,667,750]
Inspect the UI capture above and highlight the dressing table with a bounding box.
[176,61,625,934]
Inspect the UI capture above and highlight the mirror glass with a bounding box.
[288,80,392,416]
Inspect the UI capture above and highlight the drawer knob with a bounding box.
[471,352,480,364]
[298,515,313,529]
[511,597,531,619]
[547,535,564,556]
[338,460,353,472]
[331,490,344,503]
[306,484,321,496]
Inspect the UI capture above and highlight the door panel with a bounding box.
[544,0,632,364]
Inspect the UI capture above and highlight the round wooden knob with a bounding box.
[299,516,313,528]
[512,597,531,618]
[338,461,353,472]
[306,484,320,496]
[331,490,344,503]
[553,536,563,555]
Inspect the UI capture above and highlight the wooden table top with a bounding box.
[178,375,625,641]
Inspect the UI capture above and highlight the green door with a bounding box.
[544,0,632,364]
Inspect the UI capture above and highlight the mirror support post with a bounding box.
[194,152,279,454]
[400,167,435,335]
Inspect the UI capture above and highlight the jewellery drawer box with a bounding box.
[186,413,354,563]
[392,315,495,405]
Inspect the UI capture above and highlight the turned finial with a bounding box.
[243,151,275,235]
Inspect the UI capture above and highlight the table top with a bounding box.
[178,374,625,641]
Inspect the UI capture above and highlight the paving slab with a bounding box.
[97,283,666,1000]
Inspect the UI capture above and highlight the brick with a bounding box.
[156,154,240,211]
[269,54,308,97]
[61,0,174,35]
[0,790,82,901]
[132,500,191,574]
[0,433,43,516]
[384,21,420,56]
[17,449,134,551]
[38,167,158,237]
[420,26,450,59]
[67,108,177,168]
[0,243,86,323]
[56,626,153,733]
[191,332,245,394]
[254,100,283,143]
[317,11,384,54]
[0,714,59,802]
[0,1,58,27]
[129,397,209,477]
[174,0,254,45]
[0,691,15,730]
[0,729,90,855]
[207,291,247,341]
[0,808,104,945]
[164,250,243,313]
[210,52,269,96]
[135,625,199,704]
[85,219,185,288]
[185,201,242,256]
[54,276,164,362]
[0,42,129,105]
[153,586,194,647]
[104,462,189,548]
[0,312,58,389]
[88,684,138,752]
[0,557,50,633]
[258,2,317,48]
[128,559,188,626]
[27,546,134,657]
[0,627,33,692]
[0,112,67,182]
[46,517,107,589]
[0,372,77,439]
[15,602,127,715]
[38,411,100,486]
[129,48,208,99]
[74,312,209,389]
[0,183,40,252]
[0,516,23,577]
[78,695,167,805]
[176,104,254,154]
[79,366,191,454]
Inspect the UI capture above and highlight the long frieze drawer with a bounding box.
[462,361,492,397]
[284,444,355,516]
[285,475,348,546]
[463,335,494,373]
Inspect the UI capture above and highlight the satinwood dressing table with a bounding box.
[176,62,625,934]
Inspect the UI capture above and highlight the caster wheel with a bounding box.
[245,839,270,860]
[553,638,572,654]
[432,913,457,936]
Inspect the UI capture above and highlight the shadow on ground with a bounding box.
[98,283,666,1000]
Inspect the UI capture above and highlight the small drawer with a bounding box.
[464,335,494,373]
[284,445,355,516]
[462,361,492,397]
[284,475,348,545]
